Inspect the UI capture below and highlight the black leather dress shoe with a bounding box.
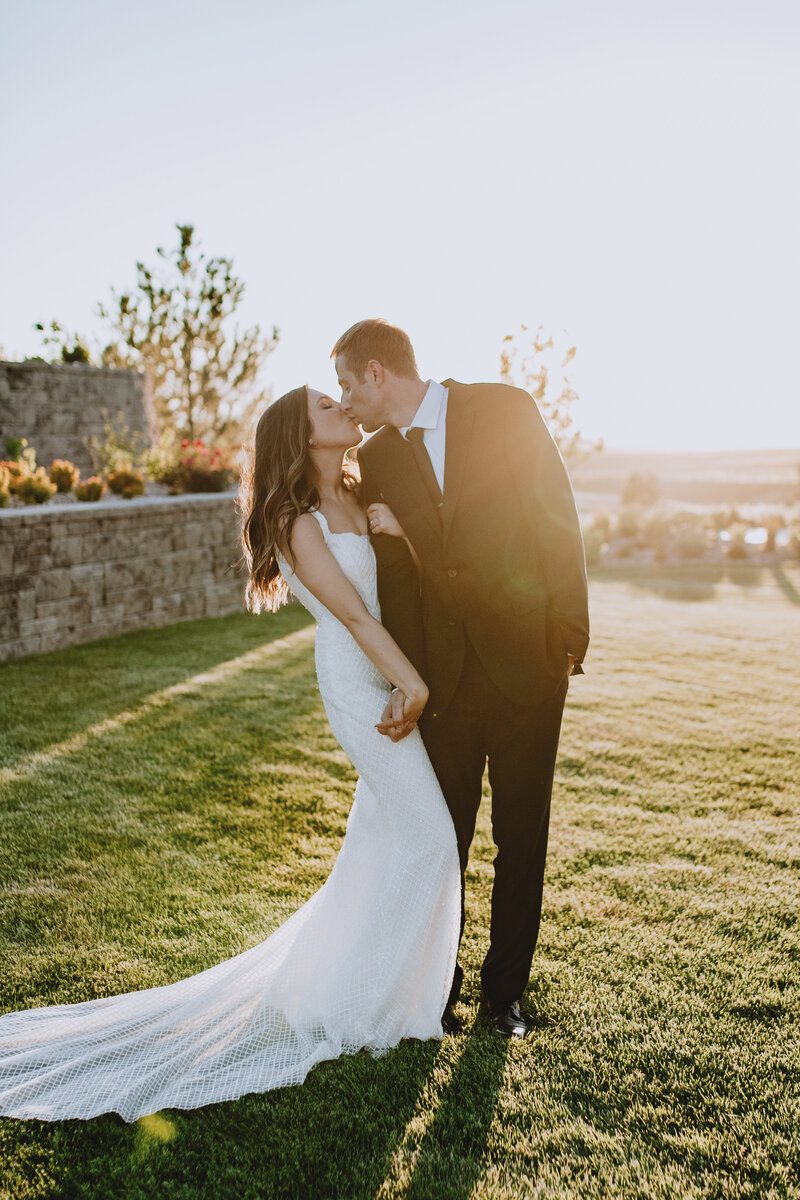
[441,1004,462,1035]
[485,1000,532,1038]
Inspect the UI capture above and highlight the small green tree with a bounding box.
[500,324,601,462]
[37,225,279,448]
[98,225,278,446]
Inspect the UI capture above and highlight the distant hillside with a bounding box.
[570,448,800,506]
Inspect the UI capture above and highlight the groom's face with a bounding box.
[335,357,385,433]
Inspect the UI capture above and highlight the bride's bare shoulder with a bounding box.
[285,511,325,556]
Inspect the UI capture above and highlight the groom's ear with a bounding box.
[366,359,385,386]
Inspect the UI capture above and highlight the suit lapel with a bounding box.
[440,380,475,545]
[376,427,443,541]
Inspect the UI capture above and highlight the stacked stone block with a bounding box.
[0,361,155,477]
[0,494,246,660]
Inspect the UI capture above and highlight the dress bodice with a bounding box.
[277,509,381,626]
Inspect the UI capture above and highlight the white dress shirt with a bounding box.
[399,380,449,494]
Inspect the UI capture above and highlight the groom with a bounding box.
[332,319,589,1038]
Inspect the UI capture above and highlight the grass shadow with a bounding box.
[770,562,800,606]
[1,1039,444,1200]
[0,631,347,1007]
[0,607,314,770]
[591,564,725,603]
[401,1016,509,1200]
[724,561,765,589]
[592,560,799,604]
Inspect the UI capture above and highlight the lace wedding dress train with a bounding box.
[0,510,461,1122]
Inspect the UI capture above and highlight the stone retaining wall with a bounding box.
[0,494,246,661]
[0,361,155,477]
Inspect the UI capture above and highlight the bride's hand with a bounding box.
[375,685,428,742]
[367,503,406,539]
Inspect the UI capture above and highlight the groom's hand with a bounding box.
[375,689,417,742]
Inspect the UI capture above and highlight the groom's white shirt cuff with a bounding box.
[399,380,449,494]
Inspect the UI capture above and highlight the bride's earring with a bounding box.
[308,438,314,446]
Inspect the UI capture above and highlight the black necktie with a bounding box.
[405,427,444,516]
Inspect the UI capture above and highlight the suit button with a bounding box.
[447,568,457,578]
[448,617,456,626]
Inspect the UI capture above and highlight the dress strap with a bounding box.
[309,508,330,540]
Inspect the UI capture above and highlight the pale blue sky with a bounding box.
[2,0,798,450]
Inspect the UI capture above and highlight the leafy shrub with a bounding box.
[4,436,26,461]
[107,468,145,499]
[20,444,38,474]
[641,510,671,549]
[0,464,10,508]
[0,460,27,494]
[671,509,707,531]
[85,412,149,477]
[2,441,38,495]
[763,514,784,553]
[142,428,181,483]
[727,525,749,559]
[62,343,90,364]
[155,439,232,494]
[35,320,93,365]
[16,468,57,505]
[674,526,707,559]
[75,476,106,502]
[49,459,80,493]
[711,507,740,533]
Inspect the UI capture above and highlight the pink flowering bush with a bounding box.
[155,439,232,494]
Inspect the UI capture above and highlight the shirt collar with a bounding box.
[399,380,447,436]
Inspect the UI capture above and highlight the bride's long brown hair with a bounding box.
[240,385,359,612]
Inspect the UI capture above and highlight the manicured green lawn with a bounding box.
[1,563,798,1199]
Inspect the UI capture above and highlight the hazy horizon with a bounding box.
[1,351,797,457]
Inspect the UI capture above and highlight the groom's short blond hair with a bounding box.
[331,319,419,381]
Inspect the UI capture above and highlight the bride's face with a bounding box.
[307,388,362,450]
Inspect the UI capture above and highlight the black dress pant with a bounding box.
[420,635,568,1008]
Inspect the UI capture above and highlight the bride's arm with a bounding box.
[366,503,421,573]
[285,514,428,726]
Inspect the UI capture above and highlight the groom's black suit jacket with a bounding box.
[358,380,590,717]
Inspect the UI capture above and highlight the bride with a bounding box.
[0,386,460,1123]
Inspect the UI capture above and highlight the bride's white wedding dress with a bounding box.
[0,509,461,1122]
